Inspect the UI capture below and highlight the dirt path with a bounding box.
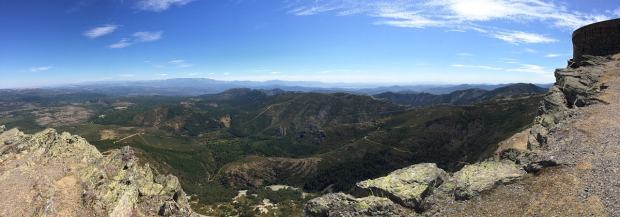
[114,132,143,144]
[363,136,412,154]
[544,60,620,216]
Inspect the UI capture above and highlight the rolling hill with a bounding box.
[374,83,547,107]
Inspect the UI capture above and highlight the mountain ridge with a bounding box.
[19,78,551,96]
[374,83,547,107]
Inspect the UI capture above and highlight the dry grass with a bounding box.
[494,128,529,158]
[32,106,92,126]
[436,167,606,217]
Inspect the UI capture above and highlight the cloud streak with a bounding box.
[109,31,163,49]
[451,63,550,74]
[451,64,503,71]
[492,31,557,44]
[133,31,163,42]
[84,24,118,38]
[286,0,612,43]
[135,0,192,12]
[109,39,132,49]
[29,66,53,72]
[168,59,193,68]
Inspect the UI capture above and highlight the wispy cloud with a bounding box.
[109,31,163,49]
[168,59,193,68]
[498,58,520,64]
[289,5,341,16]
[119,73,136,77]
[452,63,550,74]
[492,31,557,44]
[29,66,53,72]
[374,9,442,28]
[109,39,132,49]
[84,24,118,38]
[286,0,611,43]
[451,64,503,71]
[508,64,549,74]
[544,53,569,58]
[545,53,560,58]
[133,31,163,42]
[457,52,474,57]
[135,0,192,12]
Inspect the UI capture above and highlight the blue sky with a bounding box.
[0,0,619,88]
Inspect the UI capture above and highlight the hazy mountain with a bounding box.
[374,83,548,107]
[42,78,552,96]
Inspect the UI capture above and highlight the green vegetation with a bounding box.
[0,88,543,215]
[194,187,311,217]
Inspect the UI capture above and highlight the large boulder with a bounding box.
[303,193,416,217]
[355,163,447,210]
[453,161,525,199]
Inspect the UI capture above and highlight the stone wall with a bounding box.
[573,18,620,60]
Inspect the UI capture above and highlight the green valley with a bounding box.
[0,85,543,216]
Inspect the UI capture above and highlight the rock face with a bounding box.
[303,193,417,217]
[0,127,202,217]
[528,55,608,149]
[354,163,447,210]
[573,18,620,60]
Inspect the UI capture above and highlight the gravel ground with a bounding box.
[539,59,620,216]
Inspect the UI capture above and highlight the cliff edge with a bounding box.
[304,19,620,217]
[0,127,203,217]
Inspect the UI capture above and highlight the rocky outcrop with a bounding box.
[452,160,525,199]
[354,163,447,210]
[303,160,526,216]
[528,55,608,149]
[0,127,202,217]
[303,193,417,217]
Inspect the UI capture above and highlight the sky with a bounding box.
[1,0,619,88]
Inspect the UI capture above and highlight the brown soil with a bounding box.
[494,128,529,158]
[32,106,92,126]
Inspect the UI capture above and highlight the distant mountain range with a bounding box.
[374,83,548,107]
[42,78,552,96]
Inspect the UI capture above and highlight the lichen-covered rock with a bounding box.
[355,163,446,210]
[453,161,525,199]
[303,193,416,217]
[0,128,203,217]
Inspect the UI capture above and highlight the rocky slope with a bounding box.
[0,127,203,216]
[304,22,620,216]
